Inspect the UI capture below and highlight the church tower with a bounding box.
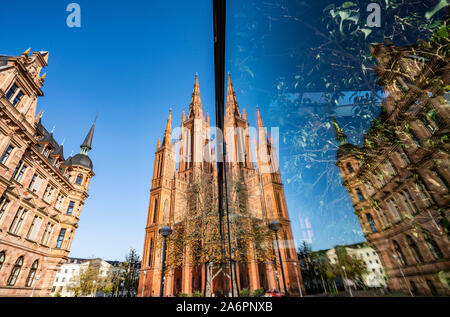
[139,74,303,297]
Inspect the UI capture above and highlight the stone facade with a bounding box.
[139,74,303,296]
[0,50,95,296]
[335,40,450,296]
[326,243,387,288]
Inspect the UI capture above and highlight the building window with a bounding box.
[387,198,401,221]
[163,199,168,223]
[9,207,28,235]
[398,149,409,166]
[420,113,436,135]
[43,184,54,203]
[66,201,75,215]
[406,235,423,264]
[346,162,354,174]
[366,213,377,233]
[25,260,38,287]
[55,193,65,210]
[26,215,42,241]
[0,196,10,221]
[275,192,283,217]
[414,181,431,207]
[7,256,24,286]
[393,240,407,266]
[376,207,390,227]
[266,195,273,217]
[55,228,66,249]
[148,238,154,267]
[75,174,83,185]
[5,83,19,100]
[400,190,419,215]
[423,230,443,260]
[152,198,158,223]
[12,160,27,183]
[0,145,14,164]
[28,173,42,193]
[356,188,365,202]
[430,168,448,192]
[40,222,54,246]
[426,279,438,296]
[410,280,419,296]
[0,251,5,270]
[6,84,24,107]
[409,129,421,147]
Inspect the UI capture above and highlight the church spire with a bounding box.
[256,105,264,128]
[188,73,203,118]
[80,116,96,155]
[226,73,240,118]
[331,117,347,145]
[162,109,172,146]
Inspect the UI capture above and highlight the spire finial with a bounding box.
[61,138,65,146]
[162,109,172,146]
[40,72,47,82]
[80,115,96,155]
[226,72,240,118]
[51,126,56,133]
[256,106,264,128]
[22,48,31,56]
[188,73,203,118]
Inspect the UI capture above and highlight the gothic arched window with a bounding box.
[275,192,283,217]
[7,256,24,286]
[75,174,83,185]
[423,230,443,260]
[266,195,273,217]
[148,238,154,267]
[406,235,423,264]
[25,260,38,287]
[163,199,168,223]
[152,199,158,224]
[393,240,407,266]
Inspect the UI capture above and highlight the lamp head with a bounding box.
[269,220,281,232]
[159,226,173,238]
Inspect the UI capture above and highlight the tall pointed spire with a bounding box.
[80,115,96,155]
[162,109,172,146]
[331,117,347,145]
[188,73,203,118]
[226,73,241,118]
[256,106,264,128]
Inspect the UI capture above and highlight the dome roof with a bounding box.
[71,153,93,170]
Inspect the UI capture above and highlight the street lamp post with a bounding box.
[293,262,303,297]
[269,221,289,296]
[141,270,147,297]
[341,266,353,297]
[159,226,172,297]
[30,274,40,297]
[392,254,413,297]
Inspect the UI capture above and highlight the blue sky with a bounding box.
[1,0,367,260]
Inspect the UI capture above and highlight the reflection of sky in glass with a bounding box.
[225,0,444,251]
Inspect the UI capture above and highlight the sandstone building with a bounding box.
[139,74,303,296]
[335,40,449,296]
[0,49,95,296]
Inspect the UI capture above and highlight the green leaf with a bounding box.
[342,1,356,9]
[360,28,372,39]
[425,0,449,20]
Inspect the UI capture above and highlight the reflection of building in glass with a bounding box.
[335,40,449,296]
[139,74,302,296]
[0,50,95,296]
[326,243,386,288]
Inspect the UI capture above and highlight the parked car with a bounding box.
[264,289,285,297]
